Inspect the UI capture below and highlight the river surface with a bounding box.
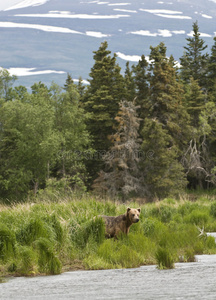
[1,254,216,300]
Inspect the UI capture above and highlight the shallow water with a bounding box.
[1,254,216,300]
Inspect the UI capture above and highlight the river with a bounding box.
[1,254,216,300]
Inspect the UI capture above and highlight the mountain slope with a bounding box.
[0,0,216,88]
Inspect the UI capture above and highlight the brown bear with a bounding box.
[99,207,141,239]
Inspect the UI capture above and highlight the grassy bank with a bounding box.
[1,194,216,277]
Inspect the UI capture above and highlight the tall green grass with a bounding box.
[0,195,216,276]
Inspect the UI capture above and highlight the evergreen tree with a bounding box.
[184,77,206,128]
[83,41,125,152]
[124,61,136,101]
[93,100,142,200]
[77,76,86,98]
[81,41,125,184]
[148,43,190,151]
[182,95,216,189]
[207,37,216,99]
[141,119,187,199]
[138,42,190,198]
[132,55,149,123]
[180,21,208,87]
[64,73,74,91]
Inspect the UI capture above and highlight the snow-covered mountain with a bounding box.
[0,0,216,88]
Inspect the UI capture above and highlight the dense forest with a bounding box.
[0,21,216,201]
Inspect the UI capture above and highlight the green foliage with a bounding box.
[34,238,62,275]
[16,246,36,275]
[141,119,187,199]
[180,21,208,87]
[0,224,16,262]
[0,196,216,276]
[155,247,175,269]
[184,210,209,226]
[93,100,142,200]
[210,202,216,218]
[70,217,105,250]
[183,248,196,262]
[16,218,53,246]
[206,236,216,249]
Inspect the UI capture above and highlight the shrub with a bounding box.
[184,248,196,262]
[45,214,64,247]
[70,217,105,249]
[97,239,143,269]
[34,237,61,275]
[155,247,175,269]
[149,206,175,223]
[17,246,37,275]
[210,202,216,218]
[184,210,209,226]
[16,218,53,246]
[206,236,216,249]
[0,223,16,262]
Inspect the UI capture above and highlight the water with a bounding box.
[1,254,216,300]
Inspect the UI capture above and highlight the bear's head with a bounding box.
[127,207,141,223]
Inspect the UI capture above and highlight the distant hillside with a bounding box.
[0,0,216,88]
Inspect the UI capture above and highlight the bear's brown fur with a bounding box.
[99,207,141,238]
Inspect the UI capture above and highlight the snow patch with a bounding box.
[172,30,185,34]
[108,3,131,6]
[201,14,212,19]
[155,14,191,19]
[157,1,173,3]
[4,0,48,11]
[139,8,191,19]
[116,52,142,62]
[0,22,111,38]
[15,13,130,19]
[130,29,186,37]
[113,9,137,13]
[139,9,182,14]
[49,11,71,15]
[86,31,111,37]
[7,68,65,77]
[0,22,83,34]
[116,52,153,64]
[130,29,173,37]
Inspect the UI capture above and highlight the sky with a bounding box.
[0,0,21,10]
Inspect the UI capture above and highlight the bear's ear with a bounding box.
[137,208,141,213]
[127,207,131,214]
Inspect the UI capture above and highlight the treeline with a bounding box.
[0,21,216,201]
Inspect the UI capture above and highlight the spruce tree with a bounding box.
[184,77,206,128]
[180,21,208,87]
[148,43,190,151]
[93,100,142,200]
[141,119,187,199]
[207,37,216,99]
[64,73,74,91]
[83,41,125,152]
[81,41,125,185]
[132,55,149,124]
[139,42,190,198]
[124,61,136,101]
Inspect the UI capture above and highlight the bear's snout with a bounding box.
[135,219,139,223]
